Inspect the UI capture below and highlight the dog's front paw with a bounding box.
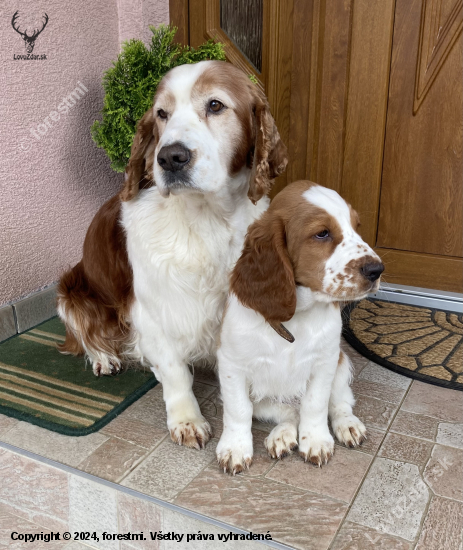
[169,417,212,450]
[92,359,121,377]
[298,429,335,467]
[331,414,367,448]
[265,422,298,459]
[216,431,253,475]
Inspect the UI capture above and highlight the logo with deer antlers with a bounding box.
[11,11,48,54]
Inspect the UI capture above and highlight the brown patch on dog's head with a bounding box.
[193,62,288,203]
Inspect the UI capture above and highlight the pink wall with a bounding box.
[0,0,169,307]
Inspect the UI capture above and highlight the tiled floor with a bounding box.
[1,339,462,549]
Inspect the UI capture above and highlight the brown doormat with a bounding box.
[342,299,463,391]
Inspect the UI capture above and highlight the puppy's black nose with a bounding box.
[361,262,384,282]
[157,142,191,172]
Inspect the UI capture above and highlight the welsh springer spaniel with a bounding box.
[216,181,384,474]
[57,61,287,449]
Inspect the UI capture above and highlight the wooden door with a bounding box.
[170,0,463,293]
[375,0,463,289]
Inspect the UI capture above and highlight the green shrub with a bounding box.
[91,25,226,172]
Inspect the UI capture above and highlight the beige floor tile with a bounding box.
[69,476,118,550]
[0,414,17,437]
[400,381,463,423]
[121,438,218,501]
[0,448,68,532]
[175,464,347,550]
[330,521,412,549]
[121,385,168,426]
[64,543,94,550]
[352,380,406,405]
[347,457,429,541]
[1,421,108,467]
[357,362,411,390]
[436,422,463,449]
[267,446,372,503]
[78,438,149,483]
[390,410,439,441]
[378,433,434,471]
[0,506,68,549]
[423,444,463,502]
[415,496,463,550]
[118,493,162,550]
[100,416,168,449]
[352,363,410,405]
[162,509,261,549]
[353,395,398,431]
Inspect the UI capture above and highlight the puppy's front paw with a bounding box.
[331,414,367,448]
[298,429,335,467]
[265,423,298,459]
[169,417,212,450]
[216,431,253,475]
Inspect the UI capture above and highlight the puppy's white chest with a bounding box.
[221,296,341,401]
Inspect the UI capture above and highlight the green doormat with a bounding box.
[343,299,463,391]
[0,317,158,435]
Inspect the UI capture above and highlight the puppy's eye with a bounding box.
[208,100,224,113]
[315,230,330,239]
[157,109,168,120]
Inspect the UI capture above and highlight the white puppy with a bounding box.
[216,181,384,474]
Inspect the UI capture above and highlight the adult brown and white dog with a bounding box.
[57,60,288,449]
[216,181,384,474]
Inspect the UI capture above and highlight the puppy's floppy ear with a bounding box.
[230,211,296,342]
[248,92,288,204]
[120,107,158,202]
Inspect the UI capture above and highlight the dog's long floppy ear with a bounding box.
[120,107,158,202]
[230,212,296,342]
[248,92,289,204]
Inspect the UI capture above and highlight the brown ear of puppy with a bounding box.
[248,92,289,204]
[120,107,158,202]
[230,212,296,342]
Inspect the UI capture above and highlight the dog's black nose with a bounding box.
[157,143,191,172]
[361,262,384,282]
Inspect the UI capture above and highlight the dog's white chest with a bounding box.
[121,190,262,360]
[221,295,342,401]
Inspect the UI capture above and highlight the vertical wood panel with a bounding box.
[287,0,317,183]
[313,0,352,192]
[265,0,294,198]
[169,0,189,46]
[341,0,396,246]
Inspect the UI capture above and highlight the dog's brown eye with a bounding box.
[315,230,329,239]
[157,109,168,120]
[208,100,224,113]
